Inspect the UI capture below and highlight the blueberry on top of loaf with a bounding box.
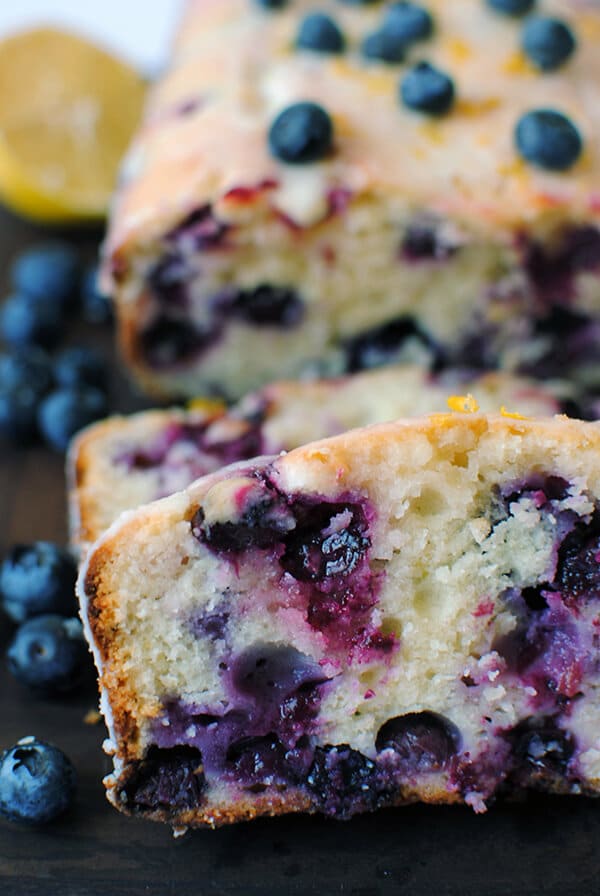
[103,1,599,402]
[108,0,595,262]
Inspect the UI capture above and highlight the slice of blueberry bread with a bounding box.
[105,0,600,401]
[79,412,600,829]
[69,364,565,552]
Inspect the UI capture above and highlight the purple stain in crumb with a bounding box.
[147,254,191,308]
[523,226,600,305]
[193,486,392,659]
[167,205,230,252]
[150,645,331,791]
[117,415,264,474]
[123,746,206,813]
[375,711,461,774]
[188,609,230,641]
[520,308,600,383]
[495,592,589,703]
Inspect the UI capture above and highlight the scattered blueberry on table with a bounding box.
[81,264,113,325]
[38,385,108,452]
[10,242,80,310]
[7,614,88,695]
[53,345,108,391]
[0,737,76,826]
[0,291,64,349]
[0,347,53,396]
[0,241,113,449]
[0,541,77,623]
[0,384,42,443]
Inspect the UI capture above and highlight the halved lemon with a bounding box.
[0,27,146,223]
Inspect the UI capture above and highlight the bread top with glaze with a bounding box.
[106,0,600,266]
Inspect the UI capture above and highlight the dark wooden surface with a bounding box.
[1,206,599,896]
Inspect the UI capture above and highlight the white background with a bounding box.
[0,1,184,73]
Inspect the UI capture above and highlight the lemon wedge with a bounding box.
[0,27,146,223]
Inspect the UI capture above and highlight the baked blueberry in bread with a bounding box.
[104,0,600,401]
[79,412,600,829]
[68,365,565,552]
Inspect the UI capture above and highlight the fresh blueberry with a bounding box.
[375,711,461,771]
[515,109,582,171]
[255,0,289,8]
[11,243,79,309]
[53,346,108,391]
[337,1,382,5]
[7,615,88,694]
[400,61,455,115]
[268,102,334,164]
[38,386,108,452]
[0,385,41,443]
[384,3,434,43]
[486,0,535,15]
[0,347,53,396]
[522,17,576,72]
[0,737,76,825]
[297,13,345,54]
[0,292,64,349]
[0,542,77,623]
[81,265,113,325]
[362,29,406,64]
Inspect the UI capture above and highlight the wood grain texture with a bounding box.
[0,207,599,896]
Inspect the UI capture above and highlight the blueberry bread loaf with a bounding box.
[104,0,600,401]
[79,412,600,828]
[69,365,564,552]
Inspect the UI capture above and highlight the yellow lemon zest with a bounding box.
[447,394,480,414]
[500,406,527,420]
[187,397,227,415]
